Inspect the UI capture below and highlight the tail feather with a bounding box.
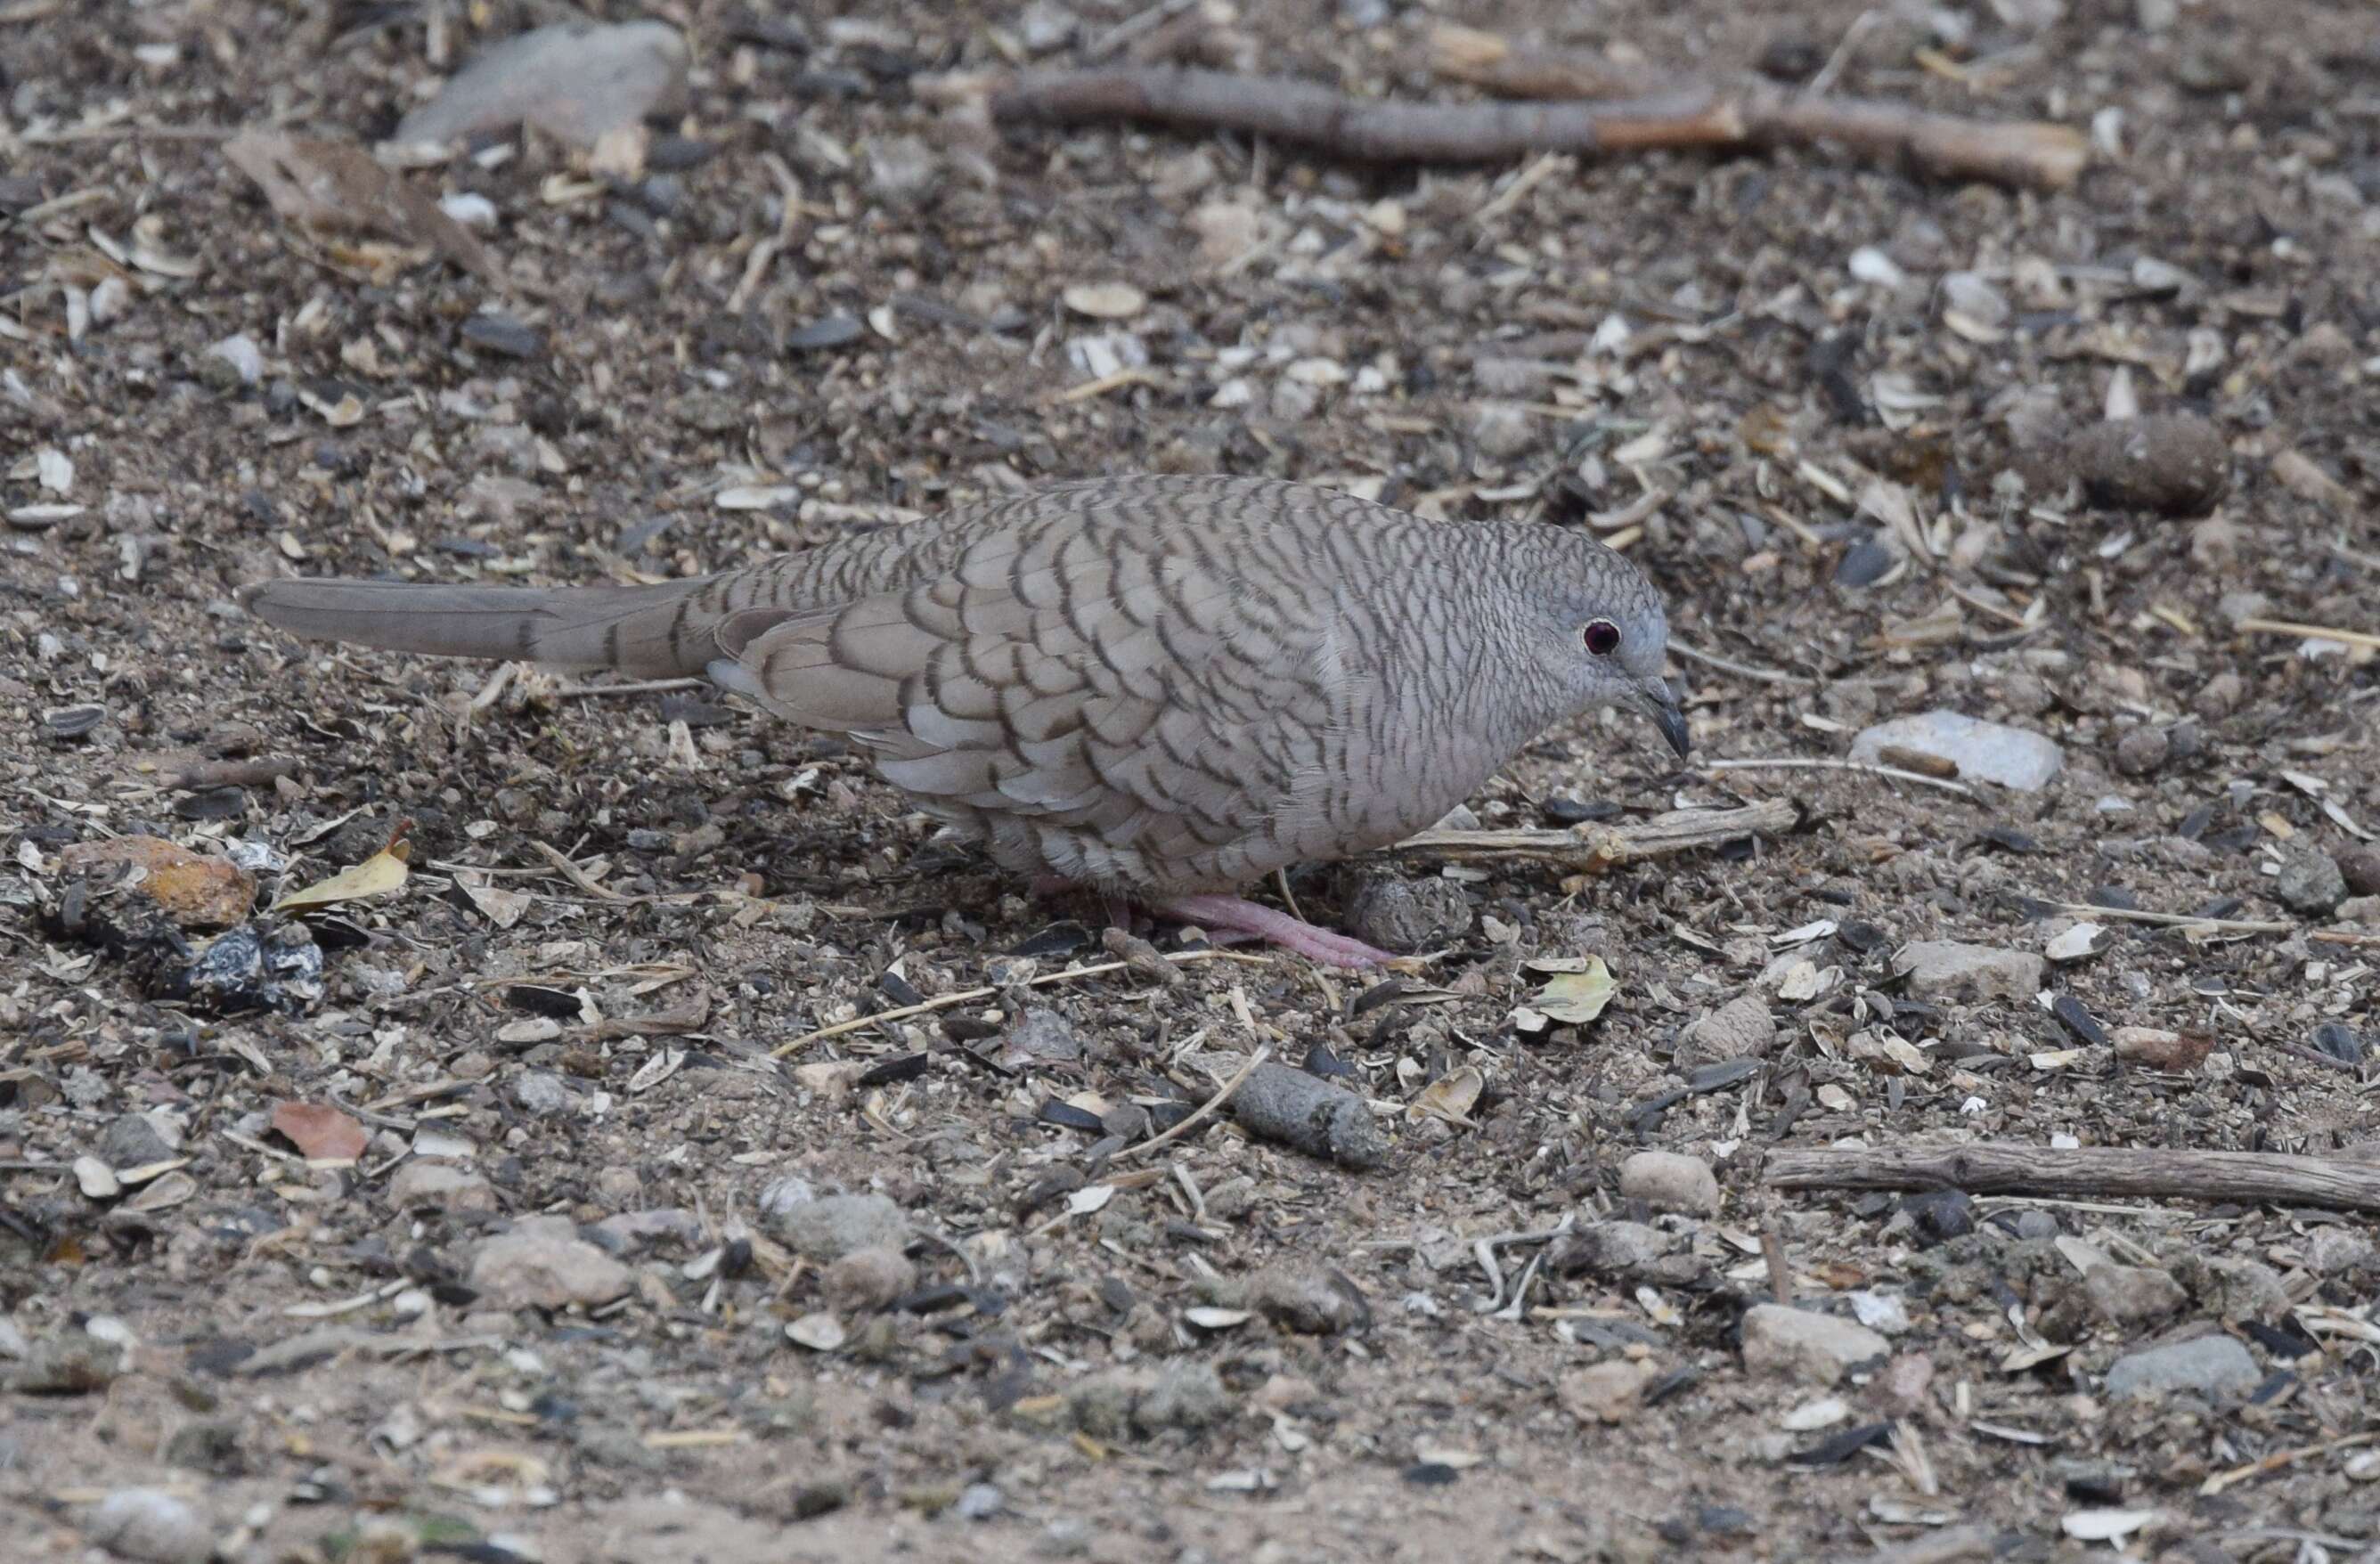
[239,576,720,677]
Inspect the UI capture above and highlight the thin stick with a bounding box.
[1760,1224,1792,1306]
[2235,616,2380,653]
[1113,1046,1270,1162]
[1428,24,2087,191]
[1274,868,1305,926]
[1393,798,1797,874]
[770,948,1259,1056]
[2036,900,2290,934]
[1667,639,1815,687]
[2199,1430,2380,1498]
[529,840,622,900]
[1767,1144,2380,1215]
[991,68,1746,164]
[548,676,708,699]
[1703,756,1975,797]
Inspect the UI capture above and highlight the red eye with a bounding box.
[1583,620,1621,656]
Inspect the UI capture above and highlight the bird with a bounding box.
[241,473,1686,966]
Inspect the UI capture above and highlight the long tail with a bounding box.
[239,575,723,677]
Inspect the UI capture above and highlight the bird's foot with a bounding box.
[1152,893,1397,970]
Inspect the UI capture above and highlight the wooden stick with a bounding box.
[770,947,1260,1056]
[1428,24,2087,191]
[1704,756,1975,798]
[1391,798,1796,875]
[2234,616,2380,653]
[2035,898,2380,950]
[992,68,1748,164]
[1767,1144,2380,1215]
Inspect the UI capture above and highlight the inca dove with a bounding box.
[242,474,1684,965]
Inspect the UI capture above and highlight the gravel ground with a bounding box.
[4,1,2378,1560]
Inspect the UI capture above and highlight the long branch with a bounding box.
[1766,1143,2380,1214]
[1429,24,2087,191]
[991,68,1751,164]
[1392,799,1797,875]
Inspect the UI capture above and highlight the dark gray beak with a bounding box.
[1642,679,1691,761]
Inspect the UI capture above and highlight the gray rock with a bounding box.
[1740,1305,1890,1385]
[1016,0,1078,53]
[999,1007,1084,1066]
[1470,402,1536,461]
[1618,1151,1720,1217]
[1894,941,2045,1003]
[2113,726,2169,777]
[1345,875,1473,952]
[387,1160,498,1214]
[2173,1255,2293,1323]
[7,1334,122,1394]
[2011,1210,2060,1241]
[768,1192,913,1262]
[98,1112,175,1169]
[1851,711,2064,791]
[87,1488,211,1564]
[1247,1264,1370,1334]
[864,134,941,208]
[2104,1334,2260,1400]
[588,1208,702,1255]
[1133,1360,1232,1432]
[819,1247,917,1312]
[2303,1228,2376,1278]
[2082,1264,2186,1326]
[511,1071,572,1117]
[1552,1220,1705,1288]
[468,1227,633,1309]
[757,1173,817,1220]
[954,1483,1005,1520]
[200,333,264,389]
[2273,843,2347,915]
[395,20,689,148]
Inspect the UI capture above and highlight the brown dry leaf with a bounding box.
[273,824,413,914]
[1516,957,1617,1027]
[1406,1063,1484,1125]
[270,1101,369,1161]
[222,129,495,282]
[453,871,532,929]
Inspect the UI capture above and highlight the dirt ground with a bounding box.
[5,0,2380,1560]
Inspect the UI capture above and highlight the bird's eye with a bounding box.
[1583,619,1621,656]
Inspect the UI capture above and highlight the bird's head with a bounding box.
[1530,537,1689,762]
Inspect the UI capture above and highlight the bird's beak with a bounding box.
[1641,678,1691,761]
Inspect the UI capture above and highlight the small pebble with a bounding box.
[2273,843,2348,915]
[2049,413,2229,516]
[1618,1151,1721,1217]
[819,1246,917,1311]
[87,1488,212,1564]
[1740,1305,1890,1386]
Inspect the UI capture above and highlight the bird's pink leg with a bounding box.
[1153,893,1397,969]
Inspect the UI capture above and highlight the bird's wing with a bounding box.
[727,508,1346,876]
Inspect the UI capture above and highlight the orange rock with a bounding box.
[2112,1026,2213,1072]
[60,835,255,929]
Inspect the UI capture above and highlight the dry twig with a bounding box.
[1704,756,1974,798]
[1768,1143,2380,1215]
[991,68,1746,165]
[1428,23,2087,191]
[1392,799,1796,874]
[771,947,1262,1055]
[1113,1045,1270,1162]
